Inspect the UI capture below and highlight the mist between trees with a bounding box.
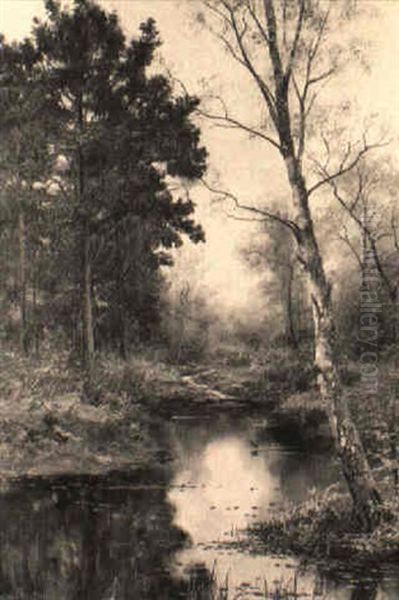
[1,0,399,537]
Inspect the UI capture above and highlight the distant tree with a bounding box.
[242,217,311,349]
[330,161,399,305]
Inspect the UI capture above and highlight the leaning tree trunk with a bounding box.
[248,0,382,530]
[117,228,129,360]
[285,156,381,531]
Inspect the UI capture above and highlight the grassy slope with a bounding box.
[0,351,163,480]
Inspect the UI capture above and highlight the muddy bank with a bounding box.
[1,342,358,482]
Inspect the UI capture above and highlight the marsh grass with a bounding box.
[182,559,324,599]
[250,485,399,567]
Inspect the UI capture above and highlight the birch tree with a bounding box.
[202,0,383,530]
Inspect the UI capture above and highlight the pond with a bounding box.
[0,412,398,599]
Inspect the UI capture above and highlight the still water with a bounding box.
[0,413,398,599]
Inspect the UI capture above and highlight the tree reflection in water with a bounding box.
[350,581,378,600]
[0,474,213,599]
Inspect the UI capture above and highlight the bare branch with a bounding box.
[200,113,281,149]
[215,28,249,68]
[197,100,281,150]
[224,212,269,223]
[246,0,269,46]
[203,1,249,67]
[391,211,399,253]
[282,0,288,49]
[201,178,299,235]
[308,8,330,68]
[326,171,397,301]
[290,6,331,148]
[308,140,387,197]
[292,73,305,161]
[320,132,331,170]
[308,66,336,87]
[203,0,234,31]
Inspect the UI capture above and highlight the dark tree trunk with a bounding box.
[32,255,40,357]
[389,380,399,492]
[118,267,128,360]
[117,228,129,359]
[119,309,128,360]
[77,94,95,373]
[81,220,95,371]
[18,210,28,355]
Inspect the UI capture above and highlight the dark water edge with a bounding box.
[0,411,398,599]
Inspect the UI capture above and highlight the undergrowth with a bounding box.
[250,485,399,566]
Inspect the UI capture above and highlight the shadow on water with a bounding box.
[0,412,398,599]
[0,472,195,599]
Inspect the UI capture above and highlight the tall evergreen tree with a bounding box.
[30,0,206,368]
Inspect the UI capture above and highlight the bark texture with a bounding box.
[285,264,298,348]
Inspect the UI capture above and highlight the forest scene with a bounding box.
[0,0,398,598]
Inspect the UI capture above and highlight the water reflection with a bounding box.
[168,414,399,600]
[0,475,195,599]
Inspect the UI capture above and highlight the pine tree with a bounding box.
[30,0,206,368]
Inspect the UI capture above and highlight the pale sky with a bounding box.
[1,0,399,318]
